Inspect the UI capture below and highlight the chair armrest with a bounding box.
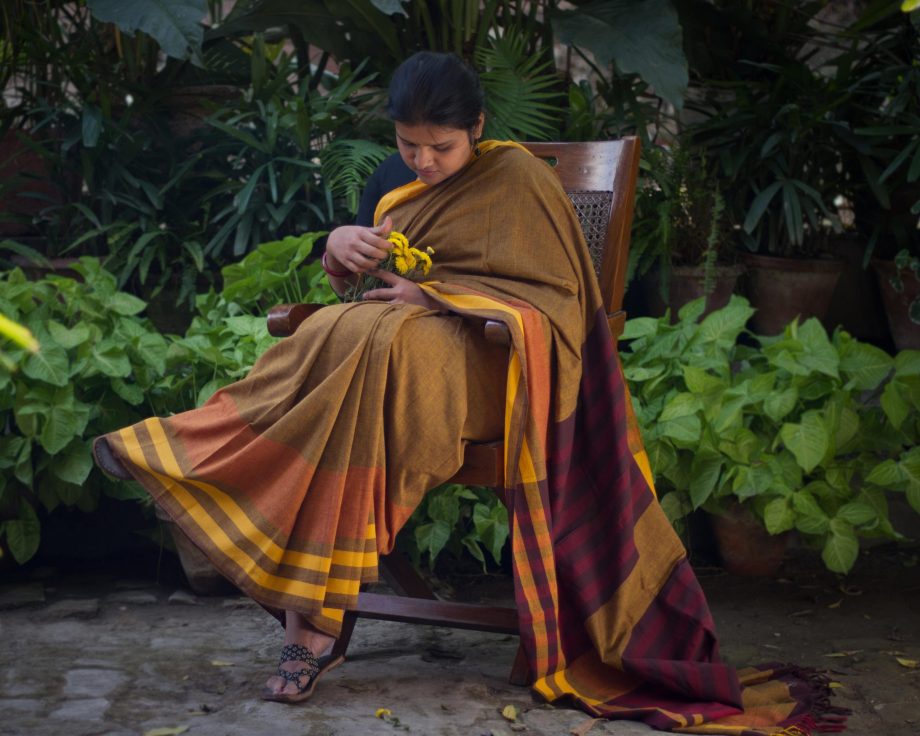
[267,305,513,344]
[483,319,511,346]
[267,303,328,337]
[608,310,626,342]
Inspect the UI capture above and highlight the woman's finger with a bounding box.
[367,268,400,284]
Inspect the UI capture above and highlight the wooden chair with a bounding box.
[267,138,642,685]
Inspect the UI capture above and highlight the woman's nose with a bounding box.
[415,147,433,168]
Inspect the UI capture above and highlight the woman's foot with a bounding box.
[262,612,342,703]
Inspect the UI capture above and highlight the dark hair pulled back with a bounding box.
[387,51,484,132]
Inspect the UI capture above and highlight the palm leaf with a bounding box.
[475,31,565,142]
[321,139,393,215]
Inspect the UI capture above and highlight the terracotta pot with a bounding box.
[824,236,892,345]
[709,503,788,577]
[641,264,745,321]
[872,259,920,351]
[741,252,844,335]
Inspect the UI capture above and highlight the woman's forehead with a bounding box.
[394,121,468,146]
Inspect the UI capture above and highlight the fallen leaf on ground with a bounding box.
[828,599,842,609]
[896,657,920,669]
[570,717,602,735]
[209,660,234,666]
[839,584,863,596]
[375,708,392,719]
[828,682,844,689]
[824,650,862,657]
[143,728,189,736]
[502,704,519,721]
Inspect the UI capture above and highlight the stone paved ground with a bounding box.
[1,544,918,736]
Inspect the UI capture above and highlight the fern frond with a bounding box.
[475,30,564,141]
[321,139,393,215]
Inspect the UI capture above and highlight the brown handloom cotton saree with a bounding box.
[102,142,847,734]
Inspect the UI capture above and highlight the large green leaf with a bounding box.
[660,392,701,421]
[472,500,509,565]
[764,386,798,423]
[822,519,859,574]
[696,297,755,347]
[839,341,894,390]
[414,520,451,564]
[763,497,795,535]
[796,319,839,379]
[881,380,909,429]
[689,454,722,509]
[87,0,207,64]
[22,344,69,387]
[2,500,40,564]
[779,411,828,473]
[211,0,398,65]
[552,0,688,109]
[51,441,95,487]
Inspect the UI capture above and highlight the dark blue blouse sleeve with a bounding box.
[355,153,416,227]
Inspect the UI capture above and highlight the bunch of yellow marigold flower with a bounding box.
[344,230,435,301]
[386,231,434,276]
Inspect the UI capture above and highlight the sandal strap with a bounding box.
[276,643,320,691]
[279,643,319,669]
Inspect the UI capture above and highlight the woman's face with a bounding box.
[394,114,484,186]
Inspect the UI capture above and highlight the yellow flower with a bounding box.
[374,708,392,719]
[410,248,432,275]
[388,231,419,274]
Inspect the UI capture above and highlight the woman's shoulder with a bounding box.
[482,141,563,189]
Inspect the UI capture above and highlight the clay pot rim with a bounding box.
[741,251,844,272]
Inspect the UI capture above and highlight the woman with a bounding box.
[94,53,844,734]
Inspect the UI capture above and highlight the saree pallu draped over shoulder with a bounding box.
[103,142,846,734]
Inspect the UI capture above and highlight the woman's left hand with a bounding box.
[362,269,440,309]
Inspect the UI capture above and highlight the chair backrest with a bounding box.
[522,139,641,341]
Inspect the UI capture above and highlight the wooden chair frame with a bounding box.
[267,138,642,684]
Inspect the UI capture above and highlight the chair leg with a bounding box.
[331,611,358,661]
[378,552,437,599]
[508,642,531,686]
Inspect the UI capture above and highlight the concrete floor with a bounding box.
[1,544,918,735]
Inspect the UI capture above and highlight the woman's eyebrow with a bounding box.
[397,133,453,147]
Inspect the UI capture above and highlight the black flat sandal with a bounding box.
[92,436,134,481]
[260,643,344,704]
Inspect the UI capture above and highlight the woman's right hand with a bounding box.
[324,215,394,275]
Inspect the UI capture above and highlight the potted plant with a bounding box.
[841,7,920,349]
[685,4,852,334]
[620,295,919,575]
[630,141,740,319]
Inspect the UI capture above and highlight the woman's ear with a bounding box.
[473,112,485,140]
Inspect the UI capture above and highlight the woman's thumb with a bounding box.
[372,215,393,235]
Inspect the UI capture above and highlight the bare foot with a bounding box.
[264,611,337,697]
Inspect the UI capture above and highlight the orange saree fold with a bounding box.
[104,142,846,734]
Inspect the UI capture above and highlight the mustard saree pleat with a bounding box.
[105,301,506,635]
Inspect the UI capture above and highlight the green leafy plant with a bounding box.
[0,257,170,563]
[199,43,383,259]
[621,296,920,574]
[629,142,730,296]
[162,232,337,410]
[403,484,509,571]
[0,234,336,565]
